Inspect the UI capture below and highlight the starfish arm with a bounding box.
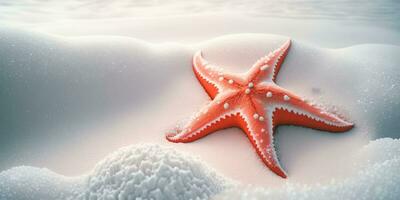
[193,51,243,99]
[247,39,291,83]
[166,91,240,143]
[260,85,354,132]
[238,100,287,178]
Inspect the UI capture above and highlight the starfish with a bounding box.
[166,40,354,178]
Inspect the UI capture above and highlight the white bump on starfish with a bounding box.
[253,113,259,119]
[259,116,265,121]
[261,128,265,132]
[266,91,273,98]
[228,79,234,84]
[245,88,251,94]
[248,82,254,88]
[260,65,268,71]
[219,77,224,81]
[223,102,229,109]
[284,95,290,101]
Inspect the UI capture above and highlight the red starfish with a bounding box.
[166,40,354,178]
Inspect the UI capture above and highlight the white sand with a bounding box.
[0,27,399,187]
[1,139,399,199]
[0,1,399,198]
[214,138,400,200]
[0,144,230,200]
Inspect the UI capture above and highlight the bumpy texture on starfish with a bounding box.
[166,40,354,178]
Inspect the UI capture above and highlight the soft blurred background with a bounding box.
[0,0,399,46]
[1,0,399,22]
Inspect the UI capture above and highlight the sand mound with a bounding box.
[0,144,229,200]
[84,144,229,200]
